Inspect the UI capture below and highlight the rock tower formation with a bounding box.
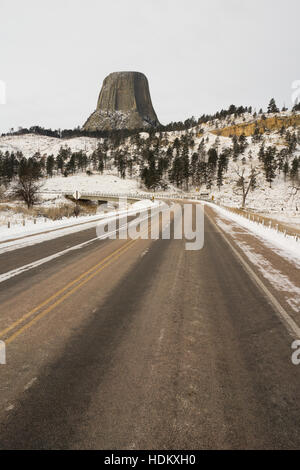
[83,71,160,131]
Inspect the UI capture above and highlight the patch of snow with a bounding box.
[207,202,300,266]
[216,217,300,313]
[0,199,158,253]
[42,172,140,194]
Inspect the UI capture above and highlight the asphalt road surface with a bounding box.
[0,204,299,449]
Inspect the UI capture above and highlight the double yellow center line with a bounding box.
[1,238,137,345]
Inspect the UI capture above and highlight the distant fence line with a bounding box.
[3,190,299,240]
[221,205,300,241]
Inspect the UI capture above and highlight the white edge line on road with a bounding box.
[206,209,300,339]
[0,211,152,284]
[0,205,152,254]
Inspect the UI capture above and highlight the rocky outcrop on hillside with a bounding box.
[212,114,300,137]
[83,71,160,131]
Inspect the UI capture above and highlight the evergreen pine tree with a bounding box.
[267,98,279,114]
[263,146,277,187]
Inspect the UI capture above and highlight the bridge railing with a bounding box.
[37,190,210,202]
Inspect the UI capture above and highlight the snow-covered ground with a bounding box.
[208,201,300,316]
[0,134,100,159]
[0,211,101,244]
[41,172,140,194]
[0,199,157,248]
[0,173,145,233]
[207,202,300,265]
[256,210,300,231]
[1,110,299,222]
[0,199,160,283]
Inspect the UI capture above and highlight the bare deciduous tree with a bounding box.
[13,174,41,208]
[235,166,259,208]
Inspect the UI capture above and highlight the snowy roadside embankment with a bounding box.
[0,199,159,255]
[0,212,102,243]
[205,202,300,264]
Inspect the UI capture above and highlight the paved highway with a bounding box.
[0,203,299,449]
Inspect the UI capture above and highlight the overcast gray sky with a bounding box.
[1,0,299,133]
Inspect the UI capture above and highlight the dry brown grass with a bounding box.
[0,200,97,221]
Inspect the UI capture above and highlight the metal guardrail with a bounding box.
[38,190,210,202]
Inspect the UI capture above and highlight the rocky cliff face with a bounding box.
[212,114,300,137]
[83,71,160,131]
